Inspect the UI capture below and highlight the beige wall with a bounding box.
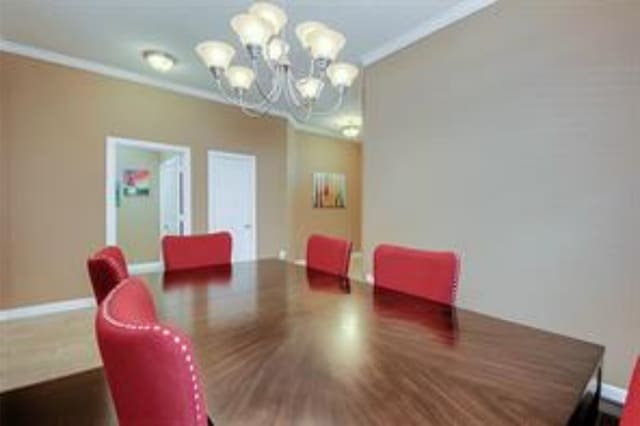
[287,127,362,260]
[0,59,8,300]
[364,0,640,387]
[0,52,287,308]
[116,147,162,264]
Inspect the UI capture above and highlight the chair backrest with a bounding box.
[621,357,640,426]
[306,234,352,277]
[87,246,130,304]
[373,244,459,305]
[162,232,232,271]
[96,277,208,426]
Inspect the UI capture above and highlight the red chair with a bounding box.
[162,232,232,272]
[306,234,352,277]
[96,277,209,426]
[87,246,129,304]
[373,244,459,306]
[621,357,640,426]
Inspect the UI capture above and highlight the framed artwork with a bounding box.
[122,169,151,197]
[313,172,346,209]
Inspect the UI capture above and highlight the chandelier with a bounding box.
[194,2,359,122]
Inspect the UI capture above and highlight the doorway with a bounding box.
[159,156,184,236]
[208,151,256,262]
[106,137,191,272]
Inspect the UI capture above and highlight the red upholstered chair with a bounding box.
[621,357,640,426]
[306,234,352,277]
[162,232,232,272]
[96,277,209,426]
[87,246,130,304]
[373,244,459,306]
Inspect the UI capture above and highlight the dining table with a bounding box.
[0,259,604,425]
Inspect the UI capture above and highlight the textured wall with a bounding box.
[0,52,287,308]
[287,128,362,260]
[364,0,640,387]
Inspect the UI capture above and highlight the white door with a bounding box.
[159,156,183,236]
[208,151,256,262]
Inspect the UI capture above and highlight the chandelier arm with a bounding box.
[240,94,271,117]
[240,104,265,118]
[244,70,280,111]
[240,102,269,118]
[283,82,313,123]
[306,88,346,116]
[241,78,283,117]
[249,58,280,104]
[309,59,317,79]
[214,79,240,105]
[287,104,312,123]
[224,65,281,117]
[286,57,315,82]
[216,76,268,117]
[285,69,305,108]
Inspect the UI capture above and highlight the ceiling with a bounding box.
[0,0,477,137]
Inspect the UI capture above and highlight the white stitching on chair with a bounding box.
[102,280,205,424]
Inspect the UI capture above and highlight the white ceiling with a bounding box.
[0,0,483,137]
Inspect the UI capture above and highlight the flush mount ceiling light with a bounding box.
[341,124,361,139]
[143,50,177,72]
[195,1,359,122]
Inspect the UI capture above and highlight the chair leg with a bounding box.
[207,415,215,426]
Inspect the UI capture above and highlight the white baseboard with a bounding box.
[129,261,164,275]
[0,297,96,321]
[602,383,627,406]
[0,262,162,322]
[296,253,362,265]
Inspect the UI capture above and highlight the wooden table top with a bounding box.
[0,259,604,425]
[157,259,603,425]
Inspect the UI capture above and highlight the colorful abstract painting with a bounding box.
[122,169,151,197]
[313,173,346,208]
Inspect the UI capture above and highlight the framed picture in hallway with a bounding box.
[313,172,346,209]
[122,169,151,197]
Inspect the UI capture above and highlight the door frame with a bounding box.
[159,155,184,237]
[207,150,257,261]
[106,136,192,272]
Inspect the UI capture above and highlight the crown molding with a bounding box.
[0,38,344,139]
[0,38,235,106]
[361,0,498,66]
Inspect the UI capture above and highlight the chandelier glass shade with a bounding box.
[195,1,359,122]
